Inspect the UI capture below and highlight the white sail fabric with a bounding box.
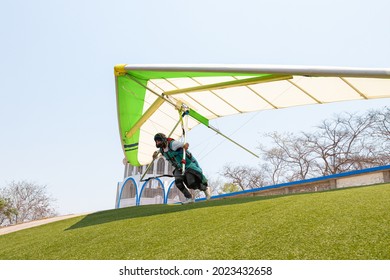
[115,64,390,166]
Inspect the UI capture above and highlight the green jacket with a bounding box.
[160,140,207,183]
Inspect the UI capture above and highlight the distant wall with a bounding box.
[217,165,390,200]
[336,172,384,189]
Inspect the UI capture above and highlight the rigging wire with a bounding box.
[197,110,265,161]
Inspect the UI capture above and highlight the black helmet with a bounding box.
[154,133,167,148]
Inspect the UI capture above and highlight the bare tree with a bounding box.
[257,108,390,183]
[1,181,57,225]
[372,107,390,141]
[0,197,18,226]
[221,164,269,190]
[259,132,316,182]
[204,176,224,195]
[369,107,390,165]
[307,111,380,175]
[260,147,289,184]
[219,183,241,194]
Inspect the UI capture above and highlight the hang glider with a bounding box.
[114,64,390,166]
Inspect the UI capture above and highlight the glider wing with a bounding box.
[114,64,390,166]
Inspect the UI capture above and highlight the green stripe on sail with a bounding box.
[189,109,209,127]
[117,75,147,166]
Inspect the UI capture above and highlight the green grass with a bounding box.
[1,183,389,260]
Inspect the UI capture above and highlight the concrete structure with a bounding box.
[116,163,390,208]
[217,165,390,200]
[115,157,187,208]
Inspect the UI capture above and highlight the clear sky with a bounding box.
[0,0,389,215]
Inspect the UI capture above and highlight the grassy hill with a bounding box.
[0,183,389,260]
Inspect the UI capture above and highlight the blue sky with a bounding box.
[0,0,389,215]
